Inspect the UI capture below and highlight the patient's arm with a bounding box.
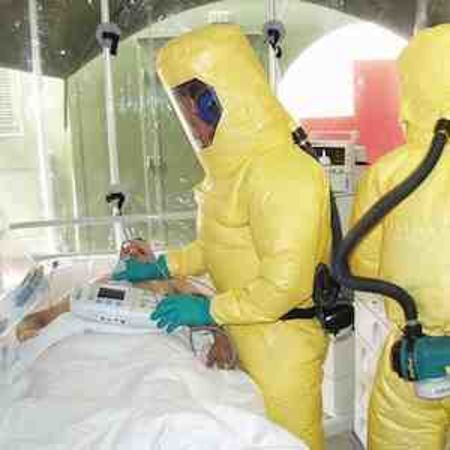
[16,275,238,370]
[16,298,70,341]
[15,277,191,341]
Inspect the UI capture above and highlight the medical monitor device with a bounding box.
[70,282,163,329]
[310,131,367,195]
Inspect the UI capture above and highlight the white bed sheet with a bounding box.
[0,315,307,450]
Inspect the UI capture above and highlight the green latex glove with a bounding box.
[150,294,215,333]
[112,254,170,282]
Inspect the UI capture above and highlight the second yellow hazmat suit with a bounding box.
[156,24,330,449]
[351,25,450,450]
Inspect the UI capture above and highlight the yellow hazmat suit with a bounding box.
[157,24,330,449]
[351,24,450,450]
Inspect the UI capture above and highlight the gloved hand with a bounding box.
[112,254,170,282]
[150,294,215,333]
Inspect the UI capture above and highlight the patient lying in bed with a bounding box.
[0,273,307,450]
[16,277,236,370]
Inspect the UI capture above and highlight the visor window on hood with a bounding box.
[172,78,222,149]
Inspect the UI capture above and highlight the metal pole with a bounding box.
[9,211,196,230]
[100,0,123,248]
[28,0,56,252]
[414,0,431,33]
[266,0,278,92]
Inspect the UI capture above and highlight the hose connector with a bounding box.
[292,126,316,158]
[404,320,423,339]
[434,118,450,137]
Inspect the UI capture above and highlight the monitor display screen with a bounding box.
[311,145,346,165]
[97,287,125,301]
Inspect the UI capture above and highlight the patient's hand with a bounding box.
[207,332,238,370]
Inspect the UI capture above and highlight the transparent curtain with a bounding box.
[0,4,39,226]
[0,1,73,254]
[136,18,202,248]
[1,0,275,258]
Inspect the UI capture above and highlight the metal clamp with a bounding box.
[96,22,121,56]
[263,20,286,59]
[106,193,126,215]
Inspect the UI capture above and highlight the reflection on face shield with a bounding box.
[172,78,222,149]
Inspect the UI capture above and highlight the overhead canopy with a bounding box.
[0,0,448,79]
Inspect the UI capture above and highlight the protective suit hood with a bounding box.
[399,24,450,147]
[156,24,293,180]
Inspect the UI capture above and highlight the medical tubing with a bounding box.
[332,119,450,327]
[329,190,343,259]
[285,127,344,321]
[292,128,343,257]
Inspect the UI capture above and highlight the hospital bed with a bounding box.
[0,241,307,450]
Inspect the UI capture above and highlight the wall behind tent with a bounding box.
[303,60,404,163]
[354,60,404,162]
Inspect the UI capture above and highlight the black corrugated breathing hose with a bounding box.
[331,119,450,333]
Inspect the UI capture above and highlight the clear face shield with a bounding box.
[171,78,222,150]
